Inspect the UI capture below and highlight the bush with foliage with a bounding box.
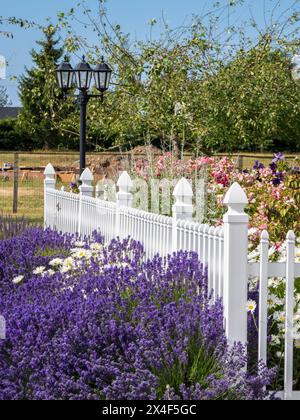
[0,118,32,150]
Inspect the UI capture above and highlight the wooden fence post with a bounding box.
[12,152,19,214]
[116,171,133,238]
[236,155,244,171]
[172,177,194,253]
[44,163,56,228]
[223,182,249,345]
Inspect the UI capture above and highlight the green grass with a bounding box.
[0,178,70,223]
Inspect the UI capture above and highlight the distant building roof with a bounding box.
[0,107,22,120]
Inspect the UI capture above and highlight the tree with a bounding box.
[54,0,300,153]
[0,16,39,38]
[18,25,74,149]
[0,86,11,106]
[193,45,300,153]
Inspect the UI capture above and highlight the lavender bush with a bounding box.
[0,225,275,400]
[0,215,33,240]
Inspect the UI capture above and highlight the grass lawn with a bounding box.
[0,179,69,223]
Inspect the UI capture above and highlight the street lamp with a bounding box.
[291,55,300,84]
[56,57,74,92]
[56,55,112,175]
[94,57,112,92]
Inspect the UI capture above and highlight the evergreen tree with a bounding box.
[0,86,11,106]
[18,25,73,149]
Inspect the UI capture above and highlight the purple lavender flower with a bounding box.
[0,224,275,400]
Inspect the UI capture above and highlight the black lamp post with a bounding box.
[56,56,112,175]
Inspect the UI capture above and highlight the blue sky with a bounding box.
[0,0,299,105]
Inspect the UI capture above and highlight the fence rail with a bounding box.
[44,163,300,400]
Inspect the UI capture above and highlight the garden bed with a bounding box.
[0,220,275,400]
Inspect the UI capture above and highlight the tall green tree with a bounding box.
[18,25,73,149]
[0,86,11,106]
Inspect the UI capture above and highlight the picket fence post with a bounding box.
[78,168,94,235]
[172,178,194,253]
[223,182,249,346]
[116,171,133,238]
[79,168,94,198]
[44,163,56,228]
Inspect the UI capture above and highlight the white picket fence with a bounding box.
[44,164,300,400]
[249,231,300,400]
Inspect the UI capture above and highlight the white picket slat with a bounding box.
[258,231,269,365]
[284,231,296,401]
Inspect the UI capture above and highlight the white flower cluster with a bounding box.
[12,239,134,288]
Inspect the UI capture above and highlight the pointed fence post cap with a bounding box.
[287,230,296,241]
[224,182,248,205]
[261,230,269,241]
[117,171,133,188]
[80,168,94,183]
[44,163,56,176]
[173,177,193,198]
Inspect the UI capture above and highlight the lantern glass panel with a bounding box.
[74,57,93,91]
[106,71,111,88]
[100,73,107,88]
[62,72,70,89]
[56,60,74,91]
[94,59,112,92]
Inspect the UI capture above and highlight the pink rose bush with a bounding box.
[132,152,299,246]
